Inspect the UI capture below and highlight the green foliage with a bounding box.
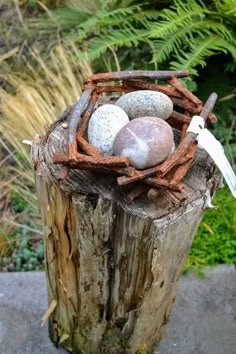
[27,0,236,80]
[196,60,235,164]
[184,187,236,275]
[10,192,28,213]
[0,227,44,272]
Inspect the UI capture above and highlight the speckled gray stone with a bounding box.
[88,104,129,155]
[113,116,174,169]
[116,90,173,120]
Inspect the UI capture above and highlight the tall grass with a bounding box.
[0,44,92,207]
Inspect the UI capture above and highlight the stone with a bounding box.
[88,104,129,155]
[113,116,174,169]
[115,90,173,120]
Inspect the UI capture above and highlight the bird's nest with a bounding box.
[53,70,217,202]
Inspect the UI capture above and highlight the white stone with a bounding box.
[116,90,173,120]
[88,104,129,155]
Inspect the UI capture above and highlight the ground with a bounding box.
[0,265,235,354]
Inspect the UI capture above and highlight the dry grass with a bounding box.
[0,44,92,206]
[66,0,105,13]
[0,43,92,258]
[0,44,91,148]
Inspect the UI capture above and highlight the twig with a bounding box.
[85,70,189,83]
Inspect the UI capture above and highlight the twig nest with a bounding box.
[115,90,173,120]
[88,104,129,155]
[113,117,174,169]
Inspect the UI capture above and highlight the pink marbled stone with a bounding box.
[113,117,174,169]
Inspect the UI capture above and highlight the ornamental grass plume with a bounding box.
[0,44,92,207]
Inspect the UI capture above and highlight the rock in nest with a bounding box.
[88,104,129,155]
[116,90,173,120]
[113,116,174,169]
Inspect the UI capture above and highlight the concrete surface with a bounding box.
[0,265,235,354]
[155,265,236,354]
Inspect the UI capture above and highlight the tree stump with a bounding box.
[33,111,219,354]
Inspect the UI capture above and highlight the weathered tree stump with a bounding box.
[33,110,219,354]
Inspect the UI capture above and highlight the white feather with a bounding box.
[197,129,236,198]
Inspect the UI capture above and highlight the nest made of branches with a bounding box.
[52,70,217,202]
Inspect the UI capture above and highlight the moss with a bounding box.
[10,192,28,213]
[97,328,130,354]
[183,187,236,275]
[135,343,147,354]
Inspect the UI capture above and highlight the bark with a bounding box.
[33,110,220,354]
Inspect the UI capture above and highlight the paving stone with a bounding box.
[155,265,236,354]
[0,266,235,354]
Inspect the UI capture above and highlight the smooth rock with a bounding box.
[116,90,173,120]
[88,104,129,155]
[113,117,174,169]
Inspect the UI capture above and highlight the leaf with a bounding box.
[170,35,236,75]
[148,0,207,39]
[87,28,148,59]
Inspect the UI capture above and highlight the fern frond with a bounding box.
[171,35,236,75]
[78,7,157,37]
[152,19,234,63]
[212,0,236,16]
[148,0,208,39]
[87,28,148,59]
[80,5,140,29]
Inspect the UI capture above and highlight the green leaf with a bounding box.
[87,28,148,59]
